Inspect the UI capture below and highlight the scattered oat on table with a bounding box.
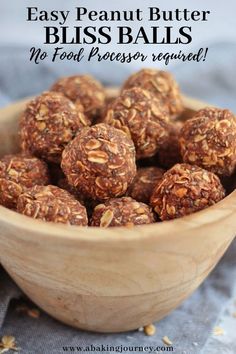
[213,326,225,336]
[0,335,19,353]
[143,324,156,336]
[162,335,173,346]
[138,327,144,332]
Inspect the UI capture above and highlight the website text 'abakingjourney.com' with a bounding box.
[61,343,174,353]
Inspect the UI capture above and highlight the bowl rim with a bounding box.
[0,188,235,243]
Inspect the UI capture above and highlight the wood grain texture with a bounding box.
[0,90,234,332]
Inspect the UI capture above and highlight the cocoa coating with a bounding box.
[0,154,50,209]
[17,185,88,226]
[90,197,155,227]
[179,108,236,176]
[128,167,165,204]
[20,91,90,164]
[122,69,184,118]
[51,75,106,122]
[150,163,225,220]
[158,121,183,168]
[104,87,171,159]
[61,123,136,201]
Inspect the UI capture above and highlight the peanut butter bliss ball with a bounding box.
[17,185,88,226]
[158,121,183,169]
[57,177,100,217]
[104,87,171,159]
[150,163,225,220]
[128,167,165,204]
[179,108,236,176]
[20,92,90,164]
[51,75,106,122]
[90,197,155,227]
[122,69,184,119]
[57,177,84,203]
[61,123,136,201]
[0,154,50,209]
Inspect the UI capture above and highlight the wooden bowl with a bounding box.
[0,92,235,333]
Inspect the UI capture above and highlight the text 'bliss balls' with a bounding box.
[0,154,50,209]
[150,163,225,220]
[61,123,136,201]
[122,69,184,119]
[51,75,106,122]
[128,167,165,204]
[90,197,155,227]
[17,185,88,226]
[104,87,171,159]
[20,92,90,164]
[179,108,236,176]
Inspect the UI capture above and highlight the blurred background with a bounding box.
[0,0,236,109]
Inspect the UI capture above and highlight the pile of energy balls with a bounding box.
[0,69,235,227]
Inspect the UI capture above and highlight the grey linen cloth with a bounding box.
[0,42,236,354]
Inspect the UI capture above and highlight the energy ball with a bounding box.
[0,154,50,209]
[90,197,155,227]
[179,108,236,176]
[97,95,116,124]
[17,185,88,226]
[20,91,90,164]
[58,176,79,196]
[104,87,171,159]
[57,177,99,218]
[61,123,136,201]
[51,75,106,122]
[128,167,165,204]
[158,121,183,169]
[57,177,85,203]
[122,69,184,119]
[150,163,225,220]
